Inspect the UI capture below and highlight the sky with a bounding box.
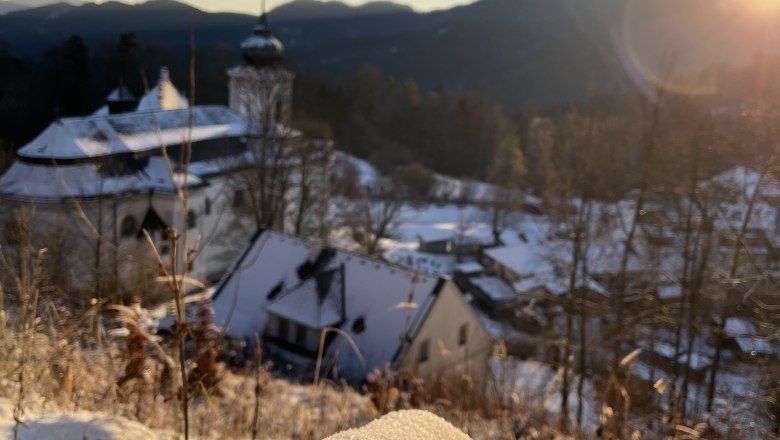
[86,0,474,13]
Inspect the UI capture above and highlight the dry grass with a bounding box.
[0,307,582,440]
[0,322,381,439]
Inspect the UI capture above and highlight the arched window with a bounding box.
[2,219,27,245]
[120,215,136,238]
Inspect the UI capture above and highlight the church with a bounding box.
[0,12,332,300]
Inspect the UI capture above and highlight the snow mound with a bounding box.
[0,398,158,440]
[325,410,470,440]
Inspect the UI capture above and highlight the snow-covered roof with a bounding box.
[17,106,246,160]
[0,156,200,200]
[415,228,456,243]
[657,284,683,299]
[653,341,677,359]
[212,230,450,382]
[734,336,775,355]
[483,245,547,278]
[454,262,484,275]
[725,318,758,337]
[470,276,516,302]
[511,271,608,297]
[135,67,188,112]
[108,84,137,103]
[266,267,345,329]
[723,318,775,355]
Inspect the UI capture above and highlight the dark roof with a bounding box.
[107,84,136,103]
[240,13,284,67]
[138,207,168,238]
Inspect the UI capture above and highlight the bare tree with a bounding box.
[346,178,403,256]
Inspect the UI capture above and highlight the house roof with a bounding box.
[17,106,246,160]
[136,67,189,112]
[212,230,451,381]
[470,276,516,302]
[107,84,137,103]
[511,271,608,297]
[265,266,346,329]
[454,262,483,275]
[0,155,200,200]
[725,318,758,336]
[483,245,547,278]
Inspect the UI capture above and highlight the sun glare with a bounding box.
[746,0,780,16]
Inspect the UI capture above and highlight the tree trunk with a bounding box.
[706,164,769,412]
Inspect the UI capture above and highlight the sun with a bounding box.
[745,0,780,16]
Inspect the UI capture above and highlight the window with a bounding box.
[204,198,212,215]
[418,339,429,363]
[275,100,283,122]
[3,219,26,245]
[278,318,289,341]
[187,210,197,229]
[120,215,136,238]
[295,323,307,346]
[233,189,245,208]
[352,317,366,334]
[458,323,469,346]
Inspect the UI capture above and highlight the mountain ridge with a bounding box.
[0,0,777,110]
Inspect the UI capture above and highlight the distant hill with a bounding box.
[0,2,26,15]
[0,0,84,15]
[270,0,413,21]
[0,0,777,110]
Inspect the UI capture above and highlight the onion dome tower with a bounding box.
[228,1,294,136]
[241,13,284,67]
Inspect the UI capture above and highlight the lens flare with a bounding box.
[621,0,718,97]
[620,0,780,97]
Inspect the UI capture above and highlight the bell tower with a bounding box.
[228,2,293,136]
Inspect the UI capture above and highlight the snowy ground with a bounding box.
[490,358,600,433]
[379,203,551,276]
[0,397,165,440]
[335,152,553,276]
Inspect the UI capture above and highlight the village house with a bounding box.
[0,13,331,297]
[211,229,493,386]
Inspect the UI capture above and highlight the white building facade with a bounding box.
[0,14,331,301]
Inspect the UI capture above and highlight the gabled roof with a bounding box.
[212,230,447,381]
[108,84,137,103]
[138,207,169,238]
[136,67,189,112]
[265,266,346,329]
[17,106,246,160]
